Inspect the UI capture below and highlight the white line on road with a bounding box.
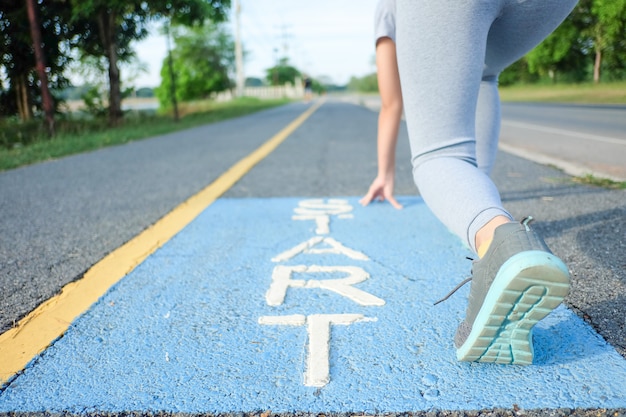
[502,120,625,146]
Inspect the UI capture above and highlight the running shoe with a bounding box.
[445,217,570,365]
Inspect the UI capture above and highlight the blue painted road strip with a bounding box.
[1,197,625,413]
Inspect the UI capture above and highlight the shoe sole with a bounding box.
[456,250,570,365]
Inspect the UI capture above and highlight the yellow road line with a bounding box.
[0,98,325,387]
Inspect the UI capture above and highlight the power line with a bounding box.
[241,4,278,55]
[275,23,293,60]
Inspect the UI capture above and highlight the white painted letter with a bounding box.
[265,265,385,306]
[271,237,369,262]
[292,199,354,235]
[258,314,377,387]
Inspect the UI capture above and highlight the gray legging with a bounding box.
[396,0,578,252]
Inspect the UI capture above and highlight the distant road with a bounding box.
[500,103,626,181]
[351,95,626,181]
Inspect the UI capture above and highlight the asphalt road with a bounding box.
[0,97,625,415]
[500,102,626,181]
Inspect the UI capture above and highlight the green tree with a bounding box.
[245,77,264,87]
[1,1,35,120]
[265,57,301,86]
[602,34,626,81]
[1,0,74,121]
[70,0,230,126]
[587,0,626,82]
[502,1,625,84]
[156,22,235,107]
[526,15,583,82]
[347,73,378,93]
[499,58,540,86]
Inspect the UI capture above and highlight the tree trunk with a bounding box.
[25,0,55,136]
[165,22,179,122]
[97,10,123,126]
[593,48,602,84]
[15,74,33,121]
[15,77,26,121]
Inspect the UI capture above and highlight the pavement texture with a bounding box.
[1,197,625,413]
[1,99,625,416]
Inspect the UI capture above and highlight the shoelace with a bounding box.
[433,256,474,306]
[522,215,534,230]
[433,217,536,306]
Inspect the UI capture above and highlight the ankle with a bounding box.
[475,216,513,257]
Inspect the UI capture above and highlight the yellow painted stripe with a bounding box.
[0,98,325,386]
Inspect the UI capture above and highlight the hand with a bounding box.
[359,176,403,209]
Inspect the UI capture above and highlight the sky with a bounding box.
[131,0,380,88]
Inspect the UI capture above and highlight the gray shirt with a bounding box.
[374,0,396,44]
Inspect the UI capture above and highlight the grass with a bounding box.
[499,81,626,104]
[0,97,291,172]
[573,174,626,190]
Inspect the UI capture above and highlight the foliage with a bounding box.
[245,77,264,87]
[574,174,626,189]
[67,0,231,125]
[57,85,95,101]
[81,85,108,117]
[526,15,583,80]
[347,73,378,93]
[587,0,626,82]
[156,22,234,107]
[347,0,626,92]
[135,87,155,98]
[504,0,626,84]
[265,57,301,86]
[309,78,326,94]
[499,59,539,86]
[2,0,626,129]
[0,97,289,172]
[0,0,74,119]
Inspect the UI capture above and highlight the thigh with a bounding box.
[484,0,578,75]
[396,0,500,157]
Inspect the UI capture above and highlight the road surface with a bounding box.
[1,97,625,415]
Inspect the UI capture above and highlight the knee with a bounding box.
[411,140,478,173]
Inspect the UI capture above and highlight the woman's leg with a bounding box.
[396,0,577,253]
[397,0,579,364]
[396,0,506,252]
[476,0,579,177]
[475,76,500,176]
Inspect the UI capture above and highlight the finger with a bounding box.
[387,195,403,209]
[361,185,385,206]
[359,191,374,206]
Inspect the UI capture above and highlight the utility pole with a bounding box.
[234,0,245,97]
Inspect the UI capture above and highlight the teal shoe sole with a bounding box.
[456,250,570,365]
